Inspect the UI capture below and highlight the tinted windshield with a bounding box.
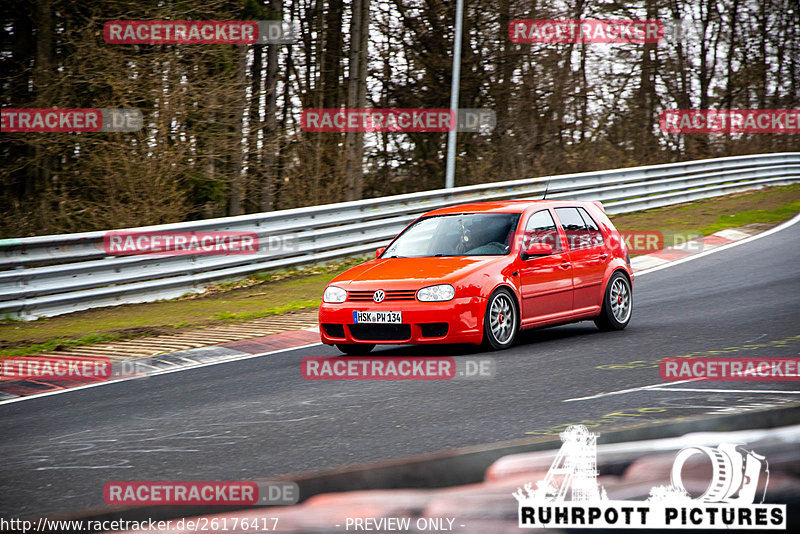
[383,213,521,257]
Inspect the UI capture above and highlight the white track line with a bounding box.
[565,384,800,402]
[645,387,800,395]
[563,378,705,402]
[563,211,800,403]
[634,210,800,276]
[0,342,321,406]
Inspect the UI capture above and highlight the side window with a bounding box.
[577,207,605,248]
[555,207,592,250]
[523,210,562,251]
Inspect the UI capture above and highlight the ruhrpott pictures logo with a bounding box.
[514,425,786,529]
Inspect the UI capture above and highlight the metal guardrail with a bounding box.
[1,152,798,319]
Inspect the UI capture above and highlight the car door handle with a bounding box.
[559,262,571,269]
[599,253,609,260]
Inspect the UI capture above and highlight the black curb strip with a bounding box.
[34,402,800,530]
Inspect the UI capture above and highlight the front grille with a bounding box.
[348,324,412,341]
[419,322,449,338]
[322,324,345,338]
[347,289,417,302]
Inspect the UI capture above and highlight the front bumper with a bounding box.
[318,296,486,345]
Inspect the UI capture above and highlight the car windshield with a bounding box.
[382,213,521,257]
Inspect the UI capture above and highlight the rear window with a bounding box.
[555,207,604,250]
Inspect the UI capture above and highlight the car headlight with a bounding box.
[323,286,347,303]
[417,284,455,302]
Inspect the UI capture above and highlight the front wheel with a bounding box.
[335,343,375,355]
[482,288,519,350]
[594,271,632,331]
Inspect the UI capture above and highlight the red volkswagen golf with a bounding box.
[319,200,634,354]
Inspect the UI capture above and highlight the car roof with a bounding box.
[423,199,601,216]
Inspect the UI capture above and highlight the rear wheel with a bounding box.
[335,343,375,355]
[482,288,519,350]
[594,271,632,331]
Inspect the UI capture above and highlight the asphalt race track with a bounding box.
[2,219,799,519]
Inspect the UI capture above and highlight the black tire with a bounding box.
[335,343,375,355]
[482,287,519,350]
[594,271,633,331]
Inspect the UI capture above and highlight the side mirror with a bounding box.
[521,242,553,260]
[376,247,386,258]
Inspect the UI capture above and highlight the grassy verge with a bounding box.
[610,184,800,235]
[0,256,368,357]
[2,184,798,357]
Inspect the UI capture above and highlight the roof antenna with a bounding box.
[542,177,551,200]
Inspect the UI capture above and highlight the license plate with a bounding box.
[353,311,402,324]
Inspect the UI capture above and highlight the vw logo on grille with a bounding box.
[373,290,386,303]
